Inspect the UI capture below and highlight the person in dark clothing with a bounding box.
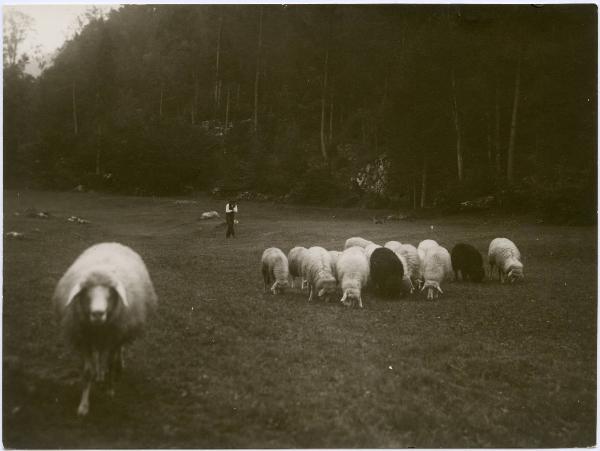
[225,200,238,238]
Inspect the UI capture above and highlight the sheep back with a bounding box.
[344,237,373,250]
[451,243,484,282]
[262,247,290,287]
[288,246,307,278]
[369,247,404,297]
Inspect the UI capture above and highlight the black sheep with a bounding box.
[370,247,404,297]
[451,243,485,282]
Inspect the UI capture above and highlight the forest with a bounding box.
[3,4,597,223]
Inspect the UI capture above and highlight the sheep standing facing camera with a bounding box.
[488,238,524,283]
[336,246,370,308]
[53,242,158,416]
[288,246,308,289]
[261,248,290,294]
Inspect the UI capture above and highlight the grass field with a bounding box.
[3,189,597,448]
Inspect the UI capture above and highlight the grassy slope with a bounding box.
[2,190,596,448]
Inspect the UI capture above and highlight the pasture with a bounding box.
[3,189,596,448]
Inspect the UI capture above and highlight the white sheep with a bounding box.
[336,246,370,308]
[384,240,402,253]
[288,246,308,289]
[344,237,374,250]
[52,242,158,416]
[488,238,524,283]
[302,246,338,303]
[328,250,342,281]
[421,245,453,300]
[261,247,290,294]
[417,239,439,263]
[397,243,421,291]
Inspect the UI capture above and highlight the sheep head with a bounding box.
[270,280,289,295]
[340,288,362,308]
[316,279,337,302]
[507,264,524,283]
[422,281,443,301]
[66,276,128,325]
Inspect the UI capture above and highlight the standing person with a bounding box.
[225,199,238,238]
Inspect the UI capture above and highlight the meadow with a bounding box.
[3,189,596,448]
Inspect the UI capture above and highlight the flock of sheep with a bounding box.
[50,234,523,417]
[262,236,525,305]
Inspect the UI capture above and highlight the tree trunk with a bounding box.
[214,15,223,112]
[225,86,231,133]
[72,81,78,135]
[506,50,522,185]
[253,7,263,134]
[328,92,334,145]
[420,156,428,208]
[95,124,102,176]
[320,49,329,162]
[486,111,492,168]
[159,82,164,120]
[494,86,501,177]
[192,71,198,125]
[235,83,240,109]
[451,66,463,182]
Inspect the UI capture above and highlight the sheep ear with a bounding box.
[437,286,444,294]
[65,282,83,307]
[318,288,326,297]
[114,281,129,308]
[340,292,347,303]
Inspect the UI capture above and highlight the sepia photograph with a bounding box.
[3,2,597,448]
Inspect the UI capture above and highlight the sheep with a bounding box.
[52,242,158,416]
[288,246,308,289]
[451,243,485,282]
[364,243,382,264]
[384,240,402,253]
[336,246,370,308]
[488,238,524,283]
[328,250,343,281]
[369,247,405,298]
[397,244,421,291]
[200,210,220,220]
[261,247,290,294]
[302,246,338,303]
[344,237,374,250]
[417,239,439,263]
[421,245,453,300]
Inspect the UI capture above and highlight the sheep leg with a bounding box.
[107,347,122,398]
[308,284,314,302]
[78,354,94,416]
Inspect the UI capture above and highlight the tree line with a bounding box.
[3,4,597,223]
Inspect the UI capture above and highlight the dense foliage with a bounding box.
[3,5,597,222]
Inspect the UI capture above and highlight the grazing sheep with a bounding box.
[488,238,524,283]
[288,246,308,289]
[200,210,220,220]
[451,243,485,282]
[384,240,403,253]
[417,239,439,263]
[302,246,338,303]
[369,247,404,298]
[397,244,421,291]
[364,243,383,264]
[53,242,158,416]
[344,237,374,250]
[261,248,290,294]
[336,246,370,308]
[421,245,452,300]
[328,250,343,281]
